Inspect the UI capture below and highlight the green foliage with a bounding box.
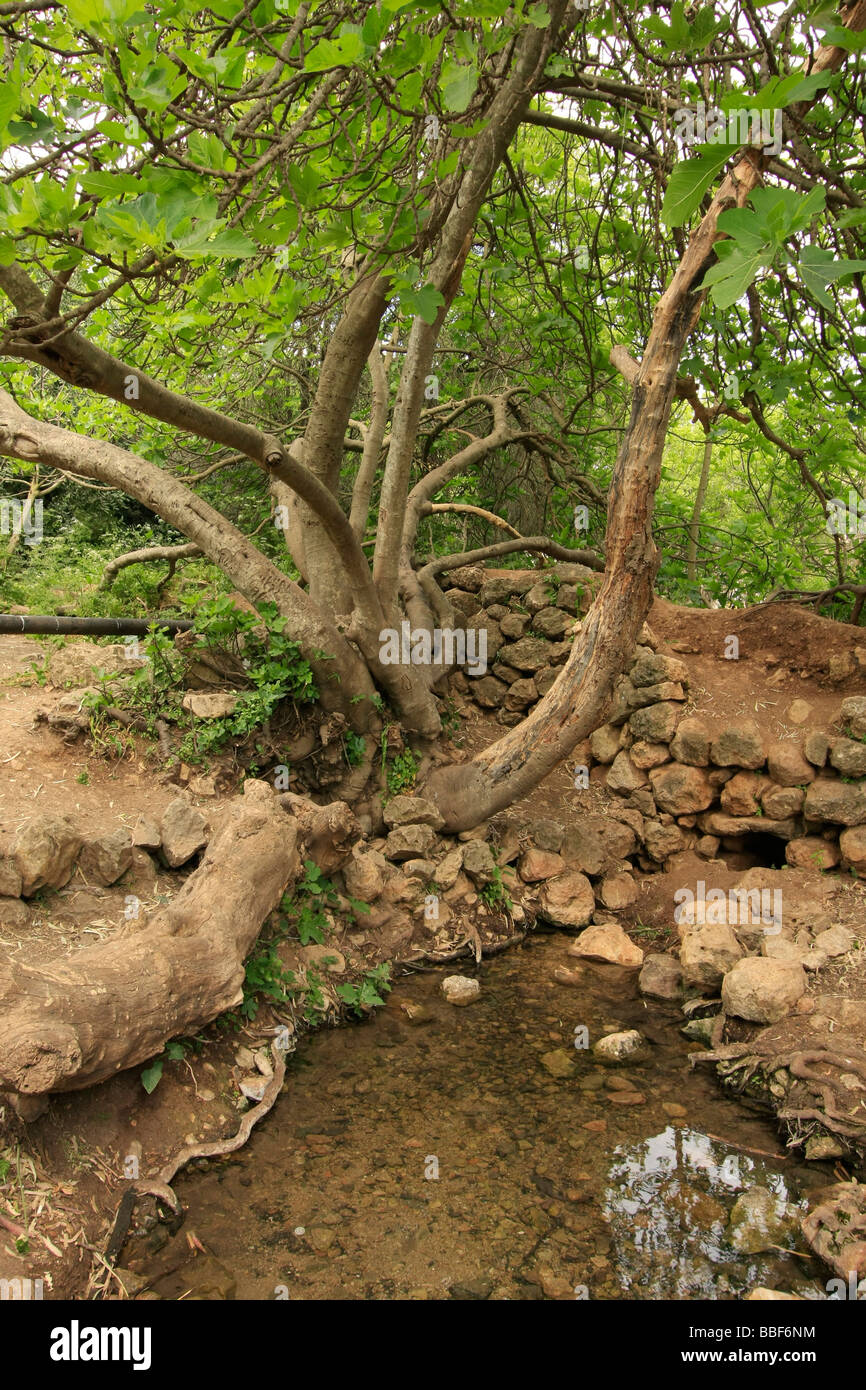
[380,729,420,796]
[479,866,513,912]
[140,1036,199,1093]
[336,962,393,1017]
[279,859,338,948]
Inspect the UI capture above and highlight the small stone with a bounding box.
[721,957,806,1023]
[725,1187,796,1255]
[540,1048,576,1078]
[441,975,481,1007]
[639,954,682,1001]
[592,1029,646,1064]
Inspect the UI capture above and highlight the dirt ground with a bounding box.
[0,597,864,1299]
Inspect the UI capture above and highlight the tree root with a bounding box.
[106,1040,290,1262]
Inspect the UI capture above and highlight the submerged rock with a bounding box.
[592,1029,646,1064]
[725,1187,796,1255]
[441,975,481,1007]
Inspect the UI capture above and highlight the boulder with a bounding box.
[812,924,855,958]
[839,825,866,875]
[500,612,529,640]
[629,740,669,770]
[568,921,643,967]
[597,872,638,910]
[130,816,161,852]
[447,565,485,592]
[0,855,22,898]
[471,675,508,707]
[803,780,866,826]
[803,731,829,767]
[627,681,686,708]
[726,1188,797,1255]
[560,816,637,876]
[710,721,766,769]
[606,751,647,794]
[629,652,689,688]
[668,716,710,767]
[502,637,555,673]
[679,923,744,991]
[12,814,82,895]
[785,836,841,871]
[590,723,624,764]
[519,848,566,882]
[638,953,682,1001]
[721,957,806,1022]
[382,796,445,830]
[629,702,682,743]
[383,824,436,862]
[538,871,595,928]
[343,847,386,901]
[643,820,685,862]
[529,818,564,853]
[432,845,464,890]
[479,573,536,606]
[840,696,866,740]
[720,771,764,816]
[532,607,571,639]
[767,741,815,786]
[829,739,866,778]
[461,839,497,886]
[78,829,134,886]
[159,798,209,867]
[760,784,804,819]
[649,764,714,815]
[504,677,538,711]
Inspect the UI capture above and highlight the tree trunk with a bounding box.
[687,432,713,584]
[424,151,765,831]
[0,788,299,1097]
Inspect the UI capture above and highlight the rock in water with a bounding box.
[725,1188,796,1255]
[441,975,481,1007]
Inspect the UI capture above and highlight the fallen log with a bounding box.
[0,783,299,1098]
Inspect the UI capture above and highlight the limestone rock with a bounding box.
[532,607,571,639]
[461,839,497,886]
[131,816,161,852]
[383,824,436,862]
[710,721,766,770]
[159,798,209,867]
[441,975,481,1006]
[597,872,638,910]
[12,814,82,895]
[382,796,445,830]
[803,780,866,826]
[432,845,464,890]
[343,847,386,901]
[785,836,841,871]
[78,829,134,886]
[830,738,866,778]
[502,637,555,672]
[629,702,682,744]
[649,764,714,815]
[643,820,685,862]
[629,652,689,687]
[504,677,538,711]
[592,1029,646,1063]
[839,696,866,740]
[629,740,669,770]
[519,848,565,882]
[721,957,806,1022]
[669,717,710,767]
[606,751,647,794]
[538,871,595,928]
[760,783,804,819]
[590,723,623,764]
[568,920,643,967]
[720,771,764,816]
[181,691,239,718]
[560,816,637,876]
[638,953,682,1001]
[471,675,507,707]
[767,741,815,786]
[839,825,866,875]
[679,923,744,991]
[726,1188,796,1255]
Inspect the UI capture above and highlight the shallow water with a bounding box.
[137,934,832,1300]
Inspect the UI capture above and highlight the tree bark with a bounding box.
[0,788,299,1097]
[424,150,766,830]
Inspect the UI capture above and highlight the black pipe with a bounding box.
[0,614,194,636]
